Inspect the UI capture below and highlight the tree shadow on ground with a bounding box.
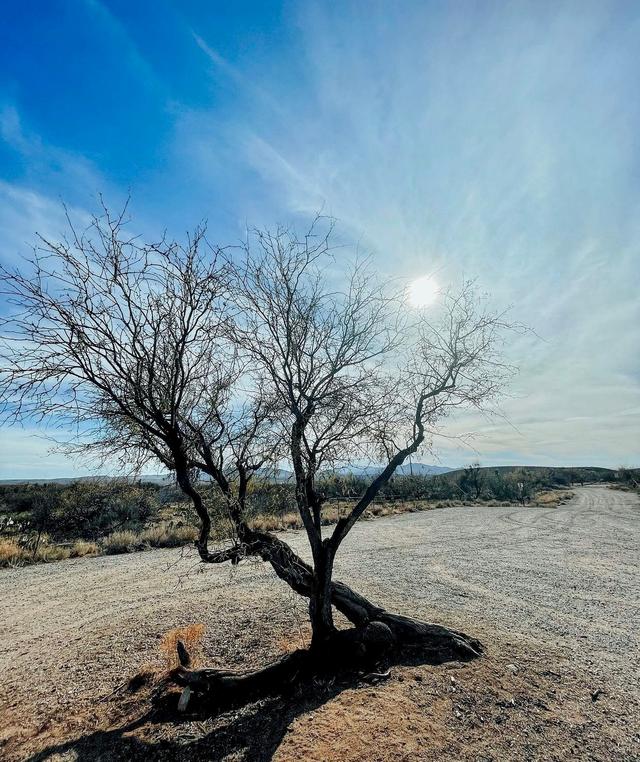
[25,647,476,762]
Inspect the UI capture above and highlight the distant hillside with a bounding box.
[323,463,452,478]
[443,465,616,479]
[1,464,624,487]
[0,475,127,486]
[0,474,174,487]
[0,470,293,486]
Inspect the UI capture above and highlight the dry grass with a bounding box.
[36,545,71,562]
[159,623,206,670]
[249,500,443,534]
[0,538,28,567]
[0,494,533,570]
[138,524,197,548]
[101,529,140,554]
[0,538,77,567]
[535,489,574,507]
[69,540,99,558]
[0,523,198,568]
[101,524,198,555]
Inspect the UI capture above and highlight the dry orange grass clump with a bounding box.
[0,538,27,567]
[159,623,206,670]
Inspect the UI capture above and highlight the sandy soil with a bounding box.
[0,486,638,760]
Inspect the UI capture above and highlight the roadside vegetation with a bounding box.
[0,465,616,568]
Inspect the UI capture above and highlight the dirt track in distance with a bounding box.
[1,486,638,760]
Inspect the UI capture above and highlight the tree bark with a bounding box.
[309,544,337,647]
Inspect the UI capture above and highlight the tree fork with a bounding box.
[201,528,482,660]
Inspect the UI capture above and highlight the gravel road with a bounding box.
[1,485,638,759]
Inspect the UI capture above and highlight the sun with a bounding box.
[406,274,440,309]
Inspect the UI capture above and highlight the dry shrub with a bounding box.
[159,623,206,669]
[250,513,301,532]
[281,512,302,529]
[36,545,71,562]
[69,539,99,557]
[101,529,140,554]
[167,525,198,545]
[249,515,274,532]
[0,539,79,566]
[99,524,199,552]
[157,524,197,547]
[0,539,28,567]
[138,525,167,546]
[535,490,574,507]
[370,504,395,517]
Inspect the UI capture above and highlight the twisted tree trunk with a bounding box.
[172,528,482,708]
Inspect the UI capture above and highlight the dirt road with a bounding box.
[1,486,639,760]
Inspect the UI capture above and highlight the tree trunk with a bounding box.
[309,545,336,647]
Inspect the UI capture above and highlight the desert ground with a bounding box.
[1,485,638,761]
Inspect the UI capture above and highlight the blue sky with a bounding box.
[1,0,639,478]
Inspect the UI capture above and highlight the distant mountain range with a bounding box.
[0,463,452,486]
[326,463,453,478]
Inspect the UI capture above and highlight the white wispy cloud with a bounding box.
[1,2,638,474]
[188,0,640,467]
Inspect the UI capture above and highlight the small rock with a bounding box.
[506,664,519,674]
[413,673,423,682]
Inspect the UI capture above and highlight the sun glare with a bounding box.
[407,274,440,309]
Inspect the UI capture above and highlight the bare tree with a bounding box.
[0,204,277,555]
[0,207,517,705]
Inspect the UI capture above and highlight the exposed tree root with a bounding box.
[186,531,482,711]
[169,614,482,711]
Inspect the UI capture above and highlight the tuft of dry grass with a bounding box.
[0,539,28,567]
[0,539,77,567]
[535,489,574,507]
[101,529,140,554]
[69,540,99,558]
[138,524,197,548]
[101,525,198,554]
[159,623,206,670]
[36,545,71,562]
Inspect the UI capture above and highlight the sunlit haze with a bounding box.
[407,275,440,309]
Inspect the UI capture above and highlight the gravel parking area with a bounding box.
[1,486,638,760]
